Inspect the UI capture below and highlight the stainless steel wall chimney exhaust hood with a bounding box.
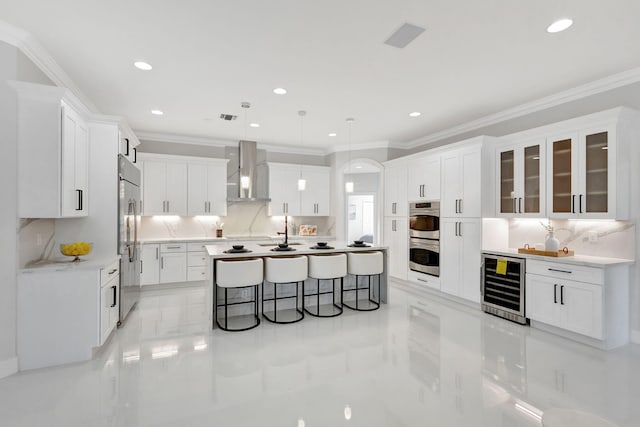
[227,140,270,202]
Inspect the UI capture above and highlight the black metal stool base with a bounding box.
[216,284,261,332]
[304,277,344,318]
[262,281,305,324]
[342,274,381,312]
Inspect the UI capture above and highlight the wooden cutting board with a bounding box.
[517,247,574,257]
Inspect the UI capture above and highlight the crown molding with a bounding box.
[404,66,640,150]
[135,130,231,148]
[257,142,325,156]
[0,20,100,114]
[329,140,390,153]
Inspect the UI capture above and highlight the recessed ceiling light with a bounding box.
[249,123,260,128]
[273,87,287,95]
[355,166,363,169]
[151,110,164,115]
[134,61,153,71]
[328,133,337,137]
[547,18,573,33]
[409,111,421,117]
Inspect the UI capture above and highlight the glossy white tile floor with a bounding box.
[1,281,640,427]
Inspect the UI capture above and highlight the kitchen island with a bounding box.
[205,242,389,329]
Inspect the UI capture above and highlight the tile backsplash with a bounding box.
[508,219,635,259]
[138,202,335,240]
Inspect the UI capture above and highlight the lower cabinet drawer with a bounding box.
[526,260,604,285]
[407,270,440,290]
[188,266,208,281]
[188,252,208,267]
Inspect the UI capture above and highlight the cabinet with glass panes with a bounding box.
[495,138,545,217]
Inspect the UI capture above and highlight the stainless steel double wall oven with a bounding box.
[409,201,440,276]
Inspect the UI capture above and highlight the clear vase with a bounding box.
[545,232,560,252]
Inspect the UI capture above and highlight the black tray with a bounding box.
[270,247,296,252]
[223,249,252,254]
[310,245,335,250]
[348,243,371,248]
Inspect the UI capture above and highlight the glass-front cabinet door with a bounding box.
[496,139,544,217]
[581,130,609,214]
[547,126,615,219]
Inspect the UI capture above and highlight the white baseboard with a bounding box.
[631,329,640,345]
[0,357,18,379]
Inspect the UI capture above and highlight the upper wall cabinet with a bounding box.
[545,109,638,220]
[119,130,140,165]
[441,145,482,218]
[383,160,408,217]
[268,163,331,216]
[187,160,228,216]
[495,139,545,217]
[12,81,89,218]
[407,154,440,202]
[141,158,188,216]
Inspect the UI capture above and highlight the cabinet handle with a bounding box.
[140,260,143,274]
[140,200,143,214]
[166,245,181,249]
[579,194,583,214]
[417,278,429,283]
[548,268,572,274]
[155,247,159,259]
[167,201,170,212]
[572,195,576,214]
[554,284,558,304]
[455,199,459,214]
[76,189,82,211]
[560,285,565,305]
[459,198,463,214]
[513,198,516,214]
[518,197,522,214]
[124,138,129,156]
[392,202,396,214]
[133,147,137,163]
[161,256,164,269]
[458,221,462,236]
[162,201,166,212]
[108,268,117,275]
[392,219,396,232]
[111,286,117,308]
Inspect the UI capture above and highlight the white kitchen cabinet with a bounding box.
[440,218,481,303]
[526,273,603,339]
[300,167,331,216]
[268,164,301,216]
[525,258,631,349]
[383,160,408,217]
[187,160,228,216]
[12,81,90,218]
[160,247,187,284]
[407,155,440,202]
[119,131,140,165]
[140,244,160,286]
[441,146,482,218]
[495,138,545,217]
[547,126,619,219]
[17,258,120,370]
[142,159,187,215]
[384,217,408,280]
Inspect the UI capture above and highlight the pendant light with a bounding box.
[297,110,307,191]
[345,117,355,193]
[240,102,251,192]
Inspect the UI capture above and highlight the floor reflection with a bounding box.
[0,282,638,426]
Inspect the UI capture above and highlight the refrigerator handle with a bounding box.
[133,199,139,261]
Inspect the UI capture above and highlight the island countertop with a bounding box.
[205,241,388,259]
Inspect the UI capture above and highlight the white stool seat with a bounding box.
[217,258,263,288]
[308,253,347,279]
[265,256,308,283]
[347,251,383,276]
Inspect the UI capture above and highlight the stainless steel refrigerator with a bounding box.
[118,154,141,325]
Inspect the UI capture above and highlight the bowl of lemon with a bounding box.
[60,242,92,262]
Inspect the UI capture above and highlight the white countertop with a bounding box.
[206,241,387,259]
[20,255,120,273]
[140,235,335,244]
[482,248,634,267]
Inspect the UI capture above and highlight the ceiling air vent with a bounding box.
[384,23,426,48]
[219,114,238,121]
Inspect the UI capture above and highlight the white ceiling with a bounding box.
[2,0,640,150]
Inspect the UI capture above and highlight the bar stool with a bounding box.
[215,258,263,331]
[305,253,346,317]
[343,251,383,311]
[263,256,308,324]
